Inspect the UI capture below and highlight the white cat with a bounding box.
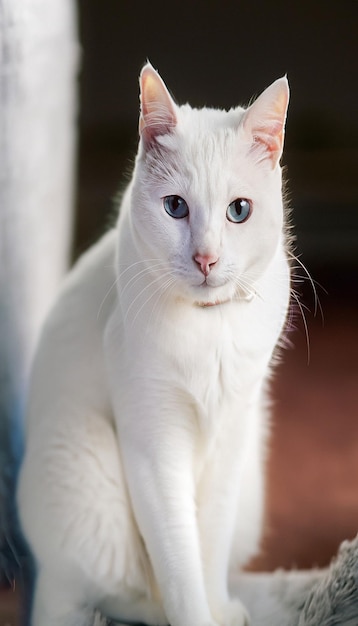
[17,63,290,626]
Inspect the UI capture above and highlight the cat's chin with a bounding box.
[190,283,255,308]
[190,284,235,308]
[194,298,232,308]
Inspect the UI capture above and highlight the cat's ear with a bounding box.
[242,77,289,168]
[139,63,178,146]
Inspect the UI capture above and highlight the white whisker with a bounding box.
[232,271,263,302]
[97,276,119,321]
[97,259,167,320]
[290,288,311,364]
[287,250,325,322]
[117,258,164,280]
[121,261,166,299]
[143,275,176,335]
[124,271,172,326]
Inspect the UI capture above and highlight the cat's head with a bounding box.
[130,63,289,307]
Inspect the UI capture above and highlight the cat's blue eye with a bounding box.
[163,195,189,219]
[226,198,251,223]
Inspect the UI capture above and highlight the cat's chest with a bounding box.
[114,287,285,429]
[183,321,239,409]
[162,304,272,419]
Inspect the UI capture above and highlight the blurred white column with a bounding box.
[0,0,79,579]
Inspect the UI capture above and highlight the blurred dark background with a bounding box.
[75,0,358,571]
[76,0,358,284]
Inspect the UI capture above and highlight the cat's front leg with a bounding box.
[197,418,257,626]
[117,405,217,626]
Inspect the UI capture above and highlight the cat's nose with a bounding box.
[194,253,219,276]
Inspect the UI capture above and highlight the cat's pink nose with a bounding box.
[194,253,219,276]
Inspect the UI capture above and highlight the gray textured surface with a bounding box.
[92,535,358,626]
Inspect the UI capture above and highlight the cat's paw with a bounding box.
[214,599,250,626]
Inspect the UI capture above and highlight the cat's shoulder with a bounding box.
[71,228,117,286]
[43,228,118,336]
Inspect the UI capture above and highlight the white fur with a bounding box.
[17,65,290,626]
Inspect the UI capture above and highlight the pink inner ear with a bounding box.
[139,65,177,140]
[243,77,289,166]
[253,121,285,155]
